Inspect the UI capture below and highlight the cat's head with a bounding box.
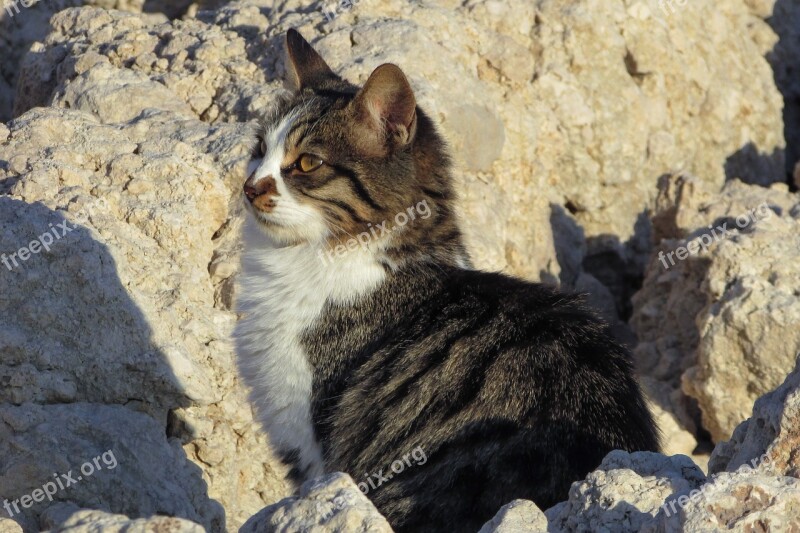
[244,29,468,268]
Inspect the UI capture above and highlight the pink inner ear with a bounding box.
[368,98,387,127]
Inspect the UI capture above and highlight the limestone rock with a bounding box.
[0,0,162,122]
[240,473,393,533]
[544,451,706,532]
[631,175,800,443]
[10,0,788,294]
[0,104,288,529]
[0,518,22,533]
[41,504,205,532]
[0,404,219,532]
[478,500,548,533]
[758,0,800,178]
[652,473,800,532]
[0,1,797,531]
[709,354,800,478]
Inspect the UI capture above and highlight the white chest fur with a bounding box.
[234,217,386,478]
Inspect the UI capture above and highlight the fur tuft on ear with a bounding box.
[351,64,417,154]
[285,29,337,90]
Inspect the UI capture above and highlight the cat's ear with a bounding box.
[285,29,337,90]
[351,64,417,155]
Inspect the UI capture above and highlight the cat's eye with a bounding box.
[297,154,324,173]
[253,137,267,159]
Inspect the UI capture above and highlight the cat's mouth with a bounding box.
[244,196,331,246]
[247,204,289,228]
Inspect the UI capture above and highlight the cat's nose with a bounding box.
[244,174,279,203]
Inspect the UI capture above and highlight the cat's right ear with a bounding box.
[350,64,417,157]
[285,29,337,91]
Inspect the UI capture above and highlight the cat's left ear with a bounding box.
[351,64,417,156]
[285,29,337,90]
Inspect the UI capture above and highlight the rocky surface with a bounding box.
[653,472,800,532]
[544,451,706,532]
[254,448,800,532]
[240,473,392,533]
[478,500,548,533]
[0,103,288,529]
[631,175,800,448]
[0,0,798,531]
[0,403,220,530]
[3,0,791,297]
[709,354,800,478]
[41,504,205,532]
[758,0,800,179]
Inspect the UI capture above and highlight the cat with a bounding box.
[234,29,660,532]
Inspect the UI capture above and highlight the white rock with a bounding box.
[0,102,288,530]
[632,175,800,443]
[544,451,706,532]
[240,473,393,533]
[0,518,22,533]
[478,499,548,533]
[709,354,800,478]
[41,504,205,532]
[652,472,800,532]
[0,404,220,531]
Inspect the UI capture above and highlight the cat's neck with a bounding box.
[239,218,388,313]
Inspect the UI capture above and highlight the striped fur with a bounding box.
[235,30,659,531]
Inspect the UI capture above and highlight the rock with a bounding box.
[240,473,393,533]
[478,500,548,533]
[759,0,800,178]
[652,472,800,532]
[0,0,165,123]
[0,0,797,531]
[0,518,22,533]
[9,0,788,302]
[0,404,219,531]
[648,401,707,471]
[41,504,205,532]
[544,451,706,532]
[0,104,288,529]
[631,175,800,443]
[709,354,800,478]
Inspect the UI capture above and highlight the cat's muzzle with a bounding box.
[244,174,280,213]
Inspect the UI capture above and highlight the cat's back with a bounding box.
[321,265,658,449]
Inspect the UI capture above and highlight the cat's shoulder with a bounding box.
[440,267,611,333]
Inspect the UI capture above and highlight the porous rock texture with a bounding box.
[710,355,800,479]
[477,500,548,533]
[0,78,288,531]
[544,451,707,532]
[631,175,800,446]
[239,473,393,533]
[0,0,798,531]
[4,0,791,298]
[40,504,206,533]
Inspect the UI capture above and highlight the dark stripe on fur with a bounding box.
[330,163,385,212]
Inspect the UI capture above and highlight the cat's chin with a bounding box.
[246,212,317,247]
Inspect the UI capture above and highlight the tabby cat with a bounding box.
[234,29,659,532]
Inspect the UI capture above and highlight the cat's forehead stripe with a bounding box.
[268,110,300,150]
